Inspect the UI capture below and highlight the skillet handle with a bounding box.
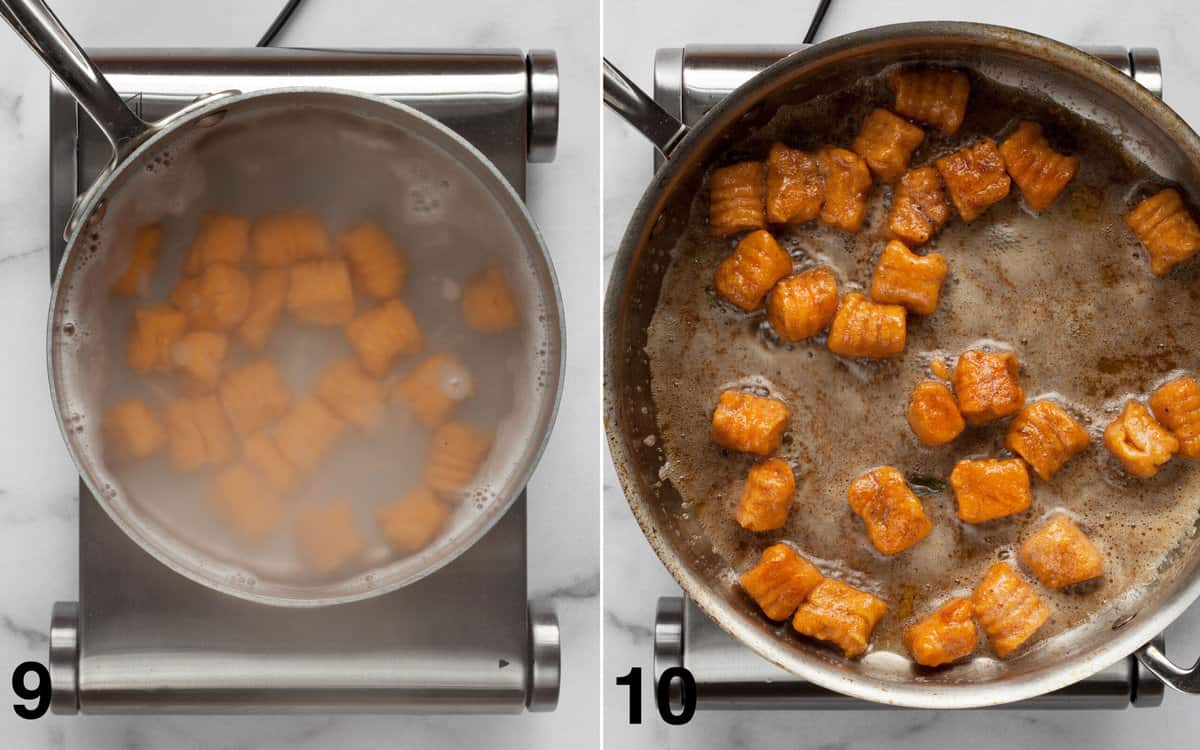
[0,0,149,158]
[604,57,688,159]
[1136,641,1200,693]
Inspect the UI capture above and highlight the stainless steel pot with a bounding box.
[604,22,1200,707]
[3,0,564,606]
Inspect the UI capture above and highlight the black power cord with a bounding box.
[257,0,306,47]
[803,0,833,44]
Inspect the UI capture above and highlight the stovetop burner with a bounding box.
[46,48,560,715]
[648,43,1172,712]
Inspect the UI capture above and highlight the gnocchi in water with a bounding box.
[100,204,528,583]
[650,59,1200,667]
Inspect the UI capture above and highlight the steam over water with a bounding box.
[51,99,558,598]
[645,70,1200,663]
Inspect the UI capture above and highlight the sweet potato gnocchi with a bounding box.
[711,390,790,456]
[950,458,1032,524]
[935,139,1011,221]
[847,466,932,555]
[826,293,906,359]
[709,161,766,237]
[868,240,947,316]
[887,166,951,247]
[740,543,824,621]
[766,143,823,225]
[890,67,970,135]
[904,598,977,667]
[714,229,793,312]
[972,562,1050,658]
[765,266,839,341]
[791,578,888,658]
[735,457,795,532]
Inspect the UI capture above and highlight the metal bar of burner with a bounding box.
[649,42,1169,710]
[47,48,560,715]
[656,598,1165,710]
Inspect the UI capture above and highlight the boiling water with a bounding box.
[646,71,1200,659]
[51,99,557,593]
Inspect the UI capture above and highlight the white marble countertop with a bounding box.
[0,1,600,748]
[604,0,1200,746]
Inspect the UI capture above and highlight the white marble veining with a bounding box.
[0,0,600,747]
[603,0,1200,746]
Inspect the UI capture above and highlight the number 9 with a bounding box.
[12,661,50,719]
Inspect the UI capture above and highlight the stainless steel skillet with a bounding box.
[2,0,564,606]
[604,22,1200,707]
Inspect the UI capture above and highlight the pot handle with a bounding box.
[603,57,688,159]
[1136,640,1200,693]
[0,0,150,158]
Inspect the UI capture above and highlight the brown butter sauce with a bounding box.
[645,70,1200,659]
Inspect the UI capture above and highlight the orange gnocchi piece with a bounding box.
[907,380,965,446]
[272,397,346,474]
[1103,400,1179,478]
[998,121,1078,210]
[346,298,424,376]
[904,598,978,667]
[765,143,823,225]
[171,330,228,395]
[826,293,907,359]
[1125,188,1200,276]
[126,304,187,374]
[424,421,493,497]
[935,139,1011,222]
[886,166,951,247]
[217,359,292,438]
[971,562,1050,658]
[463,269,519,332]
[171,263,252,332]
[183,213,250,276]
[237,269,289,351]
[817,146,872,233]
[791,578,888,659]
[739,543,824,621]
[286,258,355,326]
[1149,376,1200,458]
[850,108,925,183]
[295,498,363,573]
[735,458,795,532]
[315,359,387,433]
[102,399,167,463]
[765,267,839,341]
[242,431,298,494]
[714,229,793,312]
[111,224,162,297]
[208,463,286,541]
[847,466,933,555]
[950,458,1031,524]
[869,239,947,315]
[251,210,330,268]
[393,353,475,429]
[890,67,970,135]
[708,161,765,238]
[711,390,790,457]
[951,349,1025,424]
[376,488,450,552]
[1005,401,1090,480]
[1019,515,1103,589]
[337,221,407,300]
[163,394,236,473]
